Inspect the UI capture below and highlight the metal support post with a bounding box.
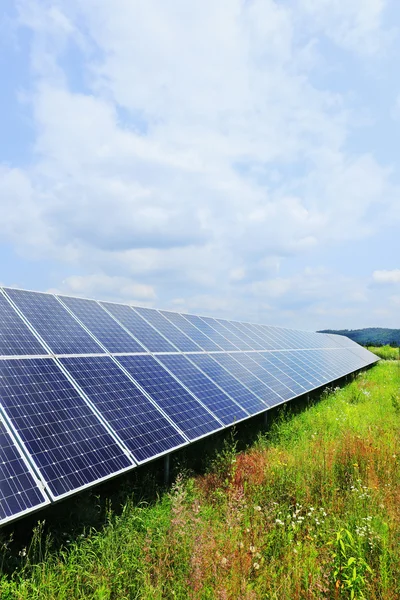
[164,454,170,486]
[264,411,268,427]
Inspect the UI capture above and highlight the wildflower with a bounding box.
[221,557,228,566]
[253,562,260,570]
[275,519,284,526]
[249,545,256,553]
[18,548,27,557]
[254,505,262,512]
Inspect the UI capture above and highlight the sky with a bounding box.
[1,0,400,331]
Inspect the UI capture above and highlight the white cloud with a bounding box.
[0,0,398,327]
[372,269,400,284]
[297,0,389,55]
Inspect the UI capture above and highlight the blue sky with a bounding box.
[1,0,400,330]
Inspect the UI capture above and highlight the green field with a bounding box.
[1,360,400,599]
[367,345,400,361]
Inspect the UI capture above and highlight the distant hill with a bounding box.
[318,327,400,347]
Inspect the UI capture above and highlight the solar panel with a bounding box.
[59,356,187,463]
[251,353,307,395]
[0,416,49,524]
[158,354,249,425]
[211,353,282,407]
[134,308,201,352]
[59,296,145,354]
[0,358,133,498]
[183,314,239,350]
[0,286,380,527]
[0,292,47,356]
[101,303,176,352]
[159,310,223,351]
[200,317,253,351]
[232,352,295,400]
[116,355,222,440]
[4,289,104,355]
[219,319,265,350]
[187,353,267,415]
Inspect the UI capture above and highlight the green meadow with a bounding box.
[1,358,400,599]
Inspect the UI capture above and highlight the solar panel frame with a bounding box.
[59,355,188,464]
[186,353,269,416]
[0,410,50,526]
[157,353,250,426]
[134,307,203,352]
[182,314,240,350]
[101,302,178,353]
[199,317,254,351]
[0,291,49,357]
[211,352,283,407]
[159,310,223,351]
[0,357,135,501]
[3,288,105,356]
[58,296,146,354]
[116,354,224,441]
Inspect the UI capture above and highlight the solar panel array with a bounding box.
[0,287,379,526]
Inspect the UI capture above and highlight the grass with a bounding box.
[367,345,399,360]
[1,360,400,599]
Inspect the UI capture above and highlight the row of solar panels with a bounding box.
[0,288,379,526]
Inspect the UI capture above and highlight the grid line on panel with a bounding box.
[186,353,267,415]
[0,415,49,525]
[157,354,249,426]
[0,358,133,499]
[159,310,223,351]
[220,320,265,351]
[134,307,202,352]
[211,353,282,407]
[58,296,145,354]
[4,289,105,356]
[183,315,239,351]
[233,352,296,401]
[116,355,222,441]
[59,356,187,464]
[101,303,177,353]
[0,291,49,357]
[250,353,307,395]
[201,317,254,351]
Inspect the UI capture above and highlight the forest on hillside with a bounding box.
[319,327,400,346]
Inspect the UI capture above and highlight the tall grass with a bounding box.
[367,345,399,360]
[1,361,400,599]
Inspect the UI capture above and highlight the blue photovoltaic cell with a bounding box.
[158,354,248,425]
[0,358,132,498]
[0,418,48,524]
[234,353,295,401]
[280,352,324,387]
[270,353,318,388]
[134,308,201,352]
[59,296,145,354]
[101,303,176,353]
[183,314,239,350]
[211,353,281,407]
[220,320,264,350]
[0,292,47,356]
[5,289,104,355]
[117,355,222,440]
[200,317,253,351]
[160,310,222,351]
[238,323,276,350]
[187,353,266,415]
[251,353,306,395]
[60,356,186,463]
